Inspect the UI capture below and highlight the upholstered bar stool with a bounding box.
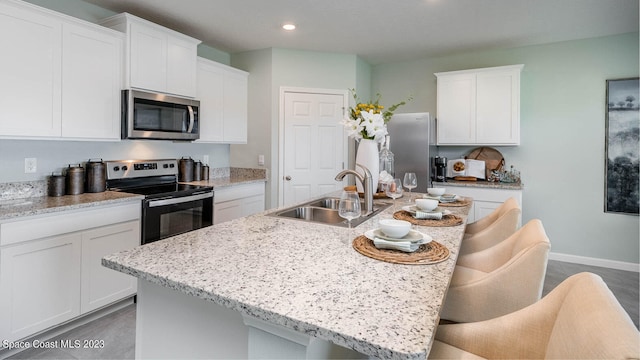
[441,219,550,323]
[460,197,521,256]
[430,272,640,359]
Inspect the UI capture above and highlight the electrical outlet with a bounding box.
[203,155,209,165]
[258,155,265,166]
[24,158,37,173]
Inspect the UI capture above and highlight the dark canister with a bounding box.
[178,157,194,182]
[202,164,210,180]
[85,159,106,193]
[47,174,66,197]
[66,164,85,195]
[193,161,202,181]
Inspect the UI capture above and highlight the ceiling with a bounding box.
[82,0,639,65]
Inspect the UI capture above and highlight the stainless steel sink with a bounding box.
[275,206,345,224]
[306,197,355,210]
[268,197,391,227]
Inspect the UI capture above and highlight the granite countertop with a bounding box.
[0,191,144,222]
[435,180,523,190]
[187,167,267,188]
[0,167,266,222]
[103,193,469,359]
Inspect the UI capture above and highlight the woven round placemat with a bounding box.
[393,211,464,227]
[437,198,472,207]
[352,235,450,265]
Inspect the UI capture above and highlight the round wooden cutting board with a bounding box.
[467,147,505,179]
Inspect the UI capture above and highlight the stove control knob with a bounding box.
[169,164,175,168]
[113,166,120,172]
[163,164,169,168]
[122,166,128,171]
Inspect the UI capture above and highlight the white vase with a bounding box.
[355,139,380,193]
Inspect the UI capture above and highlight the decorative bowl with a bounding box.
[378,219,411,238]
[415,198,439,211]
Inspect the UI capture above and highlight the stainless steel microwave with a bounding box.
[122,90,200,141]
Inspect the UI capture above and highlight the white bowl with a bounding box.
[379,219,411,238]
[427,187,446,196]
[415,198,439,211]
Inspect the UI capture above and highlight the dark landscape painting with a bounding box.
[605,78,639,215]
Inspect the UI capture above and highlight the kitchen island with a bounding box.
[102,193,470,359]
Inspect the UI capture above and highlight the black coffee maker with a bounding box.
[432,156,447,182]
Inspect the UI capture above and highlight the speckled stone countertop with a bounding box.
[0,167,264,222]
[187,167,267,188]
[103,193,469,359]
[434,180,523,190]
[0,183,143,221]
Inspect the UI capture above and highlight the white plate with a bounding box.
[424,194,458,203]
[440,194,458,203]
[402,205,451,215]
[364,229,432,244]
[422,195,441,200]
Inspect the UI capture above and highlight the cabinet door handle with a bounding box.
[285,176,292,181]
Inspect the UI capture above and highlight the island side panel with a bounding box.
[135,279,249,359]
[136,279,369,359]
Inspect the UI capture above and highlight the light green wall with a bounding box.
[231,48,359,208]
[372,32,640,265]
[197,46,231,66]
[230,49,273,204]
[24,0,115,22]
[356,57,372,102]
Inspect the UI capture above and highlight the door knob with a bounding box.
[285,176,292,181]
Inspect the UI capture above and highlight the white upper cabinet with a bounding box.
[167,36,198,97]
[100,13,201,98]
[0,0,123,140]
[0,0,62,137]
[196,57,249,144]
[61,22,123,139]
[436,64,524,146]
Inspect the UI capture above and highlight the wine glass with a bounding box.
[403,172,417,202]
[339,190,361,229]
[385,178,404,212]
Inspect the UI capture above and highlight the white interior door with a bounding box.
[282,90,347,207]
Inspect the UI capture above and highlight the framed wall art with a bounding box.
[605,77,639,215]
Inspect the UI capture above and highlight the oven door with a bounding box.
[142,191,213,244]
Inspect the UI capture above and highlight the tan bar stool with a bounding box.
[441,219,550,323]
[431,272,640,359]
[460,197,521,256]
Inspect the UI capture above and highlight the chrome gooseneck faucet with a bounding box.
[334,163,374,215]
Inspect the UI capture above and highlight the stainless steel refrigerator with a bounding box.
[386,112,436,193]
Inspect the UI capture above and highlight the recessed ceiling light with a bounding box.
[282,23,296,31]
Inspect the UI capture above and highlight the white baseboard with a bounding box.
[549,252,640,273]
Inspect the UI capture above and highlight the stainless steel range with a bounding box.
[105,159,213,244]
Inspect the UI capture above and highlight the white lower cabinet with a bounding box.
[214,183,265,224]
[447,185,522,224]
[0,202,140,344]
[81,221,139,313]
[0,233,82,342]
